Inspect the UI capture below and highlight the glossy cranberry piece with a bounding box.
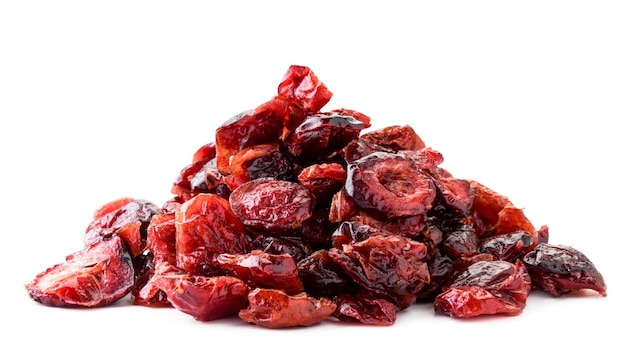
[522,243,607,296]
[329,235,430,309]
[345,152,436,218]
[480,231,535,263]
[176,193,250,276]
[298,163,347,207]
[217,250,304,295]
[283,112,366,162]
[238,288,336,328]
[26,235,134,307]
[297,250,355,298]
[215,99,288,174]
[333,294,396,326]
[229,178,315,232]
[434,260,531,318]
[154,269,249,321]
[84,198,161,256]
[277,65,332,112]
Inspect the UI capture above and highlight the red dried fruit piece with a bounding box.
[428,167,474,218]
[360,125,426,152]
[333,294,396,326]
[217,250,304,295]
[277,65,332,112]
[224,143,294,191]
[329,235,430,309]
[468,180,510,236]
[345,152,436,218]
[298,163,347,207]
[238,288,336,328]
[399,147,444,170]
[215,98,288,174]
[330,108,371,128]
[479,231,535,263]
[494,202,537,237]
[153,267,249,321]
[297,249,355,298]
[283,112,366,162]
[84,198,161,257]
[350,210,427,239]
[329,188,358,223]
[434,260,532,318]
[146,213,177,265]
[176,193,250,276]
[522,243,607,297]
[26,235,134,307]
[251,235,312,262]
[441,223,479,258]
[229,178,316,232]
[192,142,216,164]
[172,158,223,201]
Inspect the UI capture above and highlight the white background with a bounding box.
[1,1,624,354]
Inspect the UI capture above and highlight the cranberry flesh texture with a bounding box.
[217,250,304,295]
[176,193,250,276]
[154,271,249,321]
[229,178,316,233]
[479,231,535,263]
[522,243,607,296]
[297,249,355,299]
[26,235,134,307]
[345,152,436,218]
[238,288,336,329]
[434,260,532,318]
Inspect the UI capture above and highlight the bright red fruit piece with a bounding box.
[26,235,134,307]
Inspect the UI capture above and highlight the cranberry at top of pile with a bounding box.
[26,65,607,328]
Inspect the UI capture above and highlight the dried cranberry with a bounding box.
[434,260,531,318]
[175,193,250,276]
[522,243,607,296]
[26,235,134,307]
[333,294,396,326]
[277,65,332,112]
[360,125,425,152]
[238,288,336,328]
[217,250,304,295]
[345,152,436,218]
[229,178,315,233]
[154,267,249,321]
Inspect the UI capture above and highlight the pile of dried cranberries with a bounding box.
[26,65,607,328]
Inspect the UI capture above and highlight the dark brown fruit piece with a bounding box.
[522,243,607,296]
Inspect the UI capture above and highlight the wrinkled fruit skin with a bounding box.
[433,260,532,318]
[26,235,134,307]
[522,243,607,296]
[239,288,336,328]
[27,64,607,328]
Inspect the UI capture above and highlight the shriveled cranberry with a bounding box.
[479,231,535,263]
[298,163,347,207]
[84,198,161,256]
[154,268,249,321]
[345,152,436,218]
[329,188,358,223]
[26,235,134,307]
[330,108,371,128]
[277,65,332,112]
[146,213,177,265]
[360,125,426,152]
[176,193,250,276]
[215,98,288,174]
[329,235,430,309]
[192,142,216,164]
[434,260,531,318]
[283,112,366,162]
[333,294,396,326]
[251,235,312,262]
[297,250,355,298]
[428,168,474,218]
[229,178,315,233]
[226,143,294,188]
[441,223,479,258]
[468,180,510,236]
[239,288,336,328]
[522,243,607,297]
[493,202,537,238]
[217,250,304,295]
